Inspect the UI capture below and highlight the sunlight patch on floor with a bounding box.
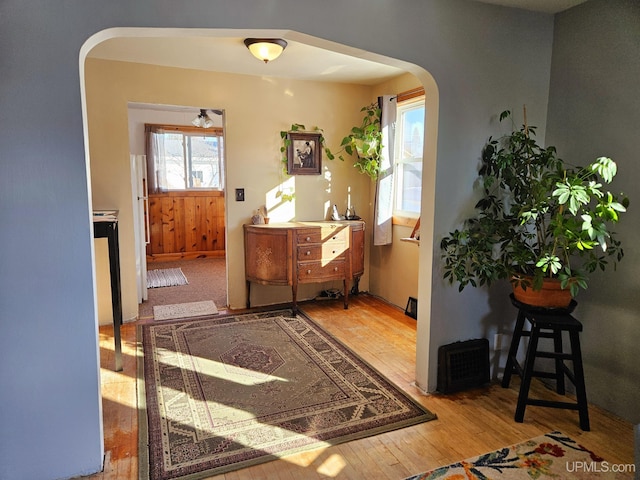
[317,453,347,477]
[158,347,290,386]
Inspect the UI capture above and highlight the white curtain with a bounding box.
[145,126,168,193]
[373,95,396,245]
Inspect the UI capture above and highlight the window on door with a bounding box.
[146,124,224,192]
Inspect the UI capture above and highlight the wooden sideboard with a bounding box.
[244,221,365,312]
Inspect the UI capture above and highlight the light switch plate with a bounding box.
[235,188,245,202]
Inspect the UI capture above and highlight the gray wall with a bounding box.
[546,0,640,423]
[423,4,554,389]
[3,0,632,478]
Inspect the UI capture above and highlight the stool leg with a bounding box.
[515,325,540,423]
[502,310,526,388]
[553,329,566,395]
[569,330,590,431]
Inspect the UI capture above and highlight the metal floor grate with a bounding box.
[437,338,490,394]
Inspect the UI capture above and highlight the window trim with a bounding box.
[146,123,224,137]
[392,214,418,227]
[396,87,425,104]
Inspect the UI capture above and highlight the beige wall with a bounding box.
[85,58,379,323]
[369,73,423,309]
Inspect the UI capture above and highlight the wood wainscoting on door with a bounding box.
[147,190,225,260]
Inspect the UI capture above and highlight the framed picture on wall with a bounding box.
[287,132,322,175]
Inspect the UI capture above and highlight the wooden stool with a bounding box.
[502,294,590,431]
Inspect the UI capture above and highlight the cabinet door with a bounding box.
[244,227,292,285]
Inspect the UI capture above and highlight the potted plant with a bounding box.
[339,102,383,179]
[440,109,629,307]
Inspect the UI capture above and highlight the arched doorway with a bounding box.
[79,24,439,408]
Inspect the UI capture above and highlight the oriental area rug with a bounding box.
[406,431,629,480]
[138,309,436,480]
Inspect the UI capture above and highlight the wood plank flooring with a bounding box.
[85,295,635,479]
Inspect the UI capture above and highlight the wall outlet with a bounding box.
[235,188,245,201]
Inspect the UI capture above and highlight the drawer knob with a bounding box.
[332,236,337,240]
[306,251,311,256]
[334,267,338,272]
[306,236,311,242]
[307,269,312,274]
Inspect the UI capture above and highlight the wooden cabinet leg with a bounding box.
[343,279,349,309]
[292,284,298,314]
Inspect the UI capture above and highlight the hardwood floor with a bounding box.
[86,295,635,479]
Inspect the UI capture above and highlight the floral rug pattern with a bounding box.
[406,431,630,479]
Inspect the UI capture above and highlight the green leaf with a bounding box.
[591,156,617,183]
[553,185,570,204]
[609,201,626,213]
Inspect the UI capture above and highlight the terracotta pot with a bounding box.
[511,276,572,308]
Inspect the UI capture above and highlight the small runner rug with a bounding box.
[406,431,625,479]
[138,309,436,480]
[153,301,218,321]
[147,268,188,288]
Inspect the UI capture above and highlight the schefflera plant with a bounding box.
[441,109,629,298]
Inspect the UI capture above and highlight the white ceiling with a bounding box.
[88,35,407,87]
[87,1,589,87]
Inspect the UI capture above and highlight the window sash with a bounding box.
[146,124,224,192]
[394,98,424,217]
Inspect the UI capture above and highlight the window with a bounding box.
[394,97,424,216]
[146,125,224,192]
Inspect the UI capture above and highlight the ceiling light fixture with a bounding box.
[192,109,215,128]
[244,38,288,63]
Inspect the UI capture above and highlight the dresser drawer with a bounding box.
[296,228,348,245]
[297,244,346,262]
[297,259,345,282]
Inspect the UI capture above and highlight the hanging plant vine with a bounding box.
[276,103,383,201]
[339,102,383,179]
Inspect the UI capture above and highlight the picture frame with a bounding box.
[287,132,322,175]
